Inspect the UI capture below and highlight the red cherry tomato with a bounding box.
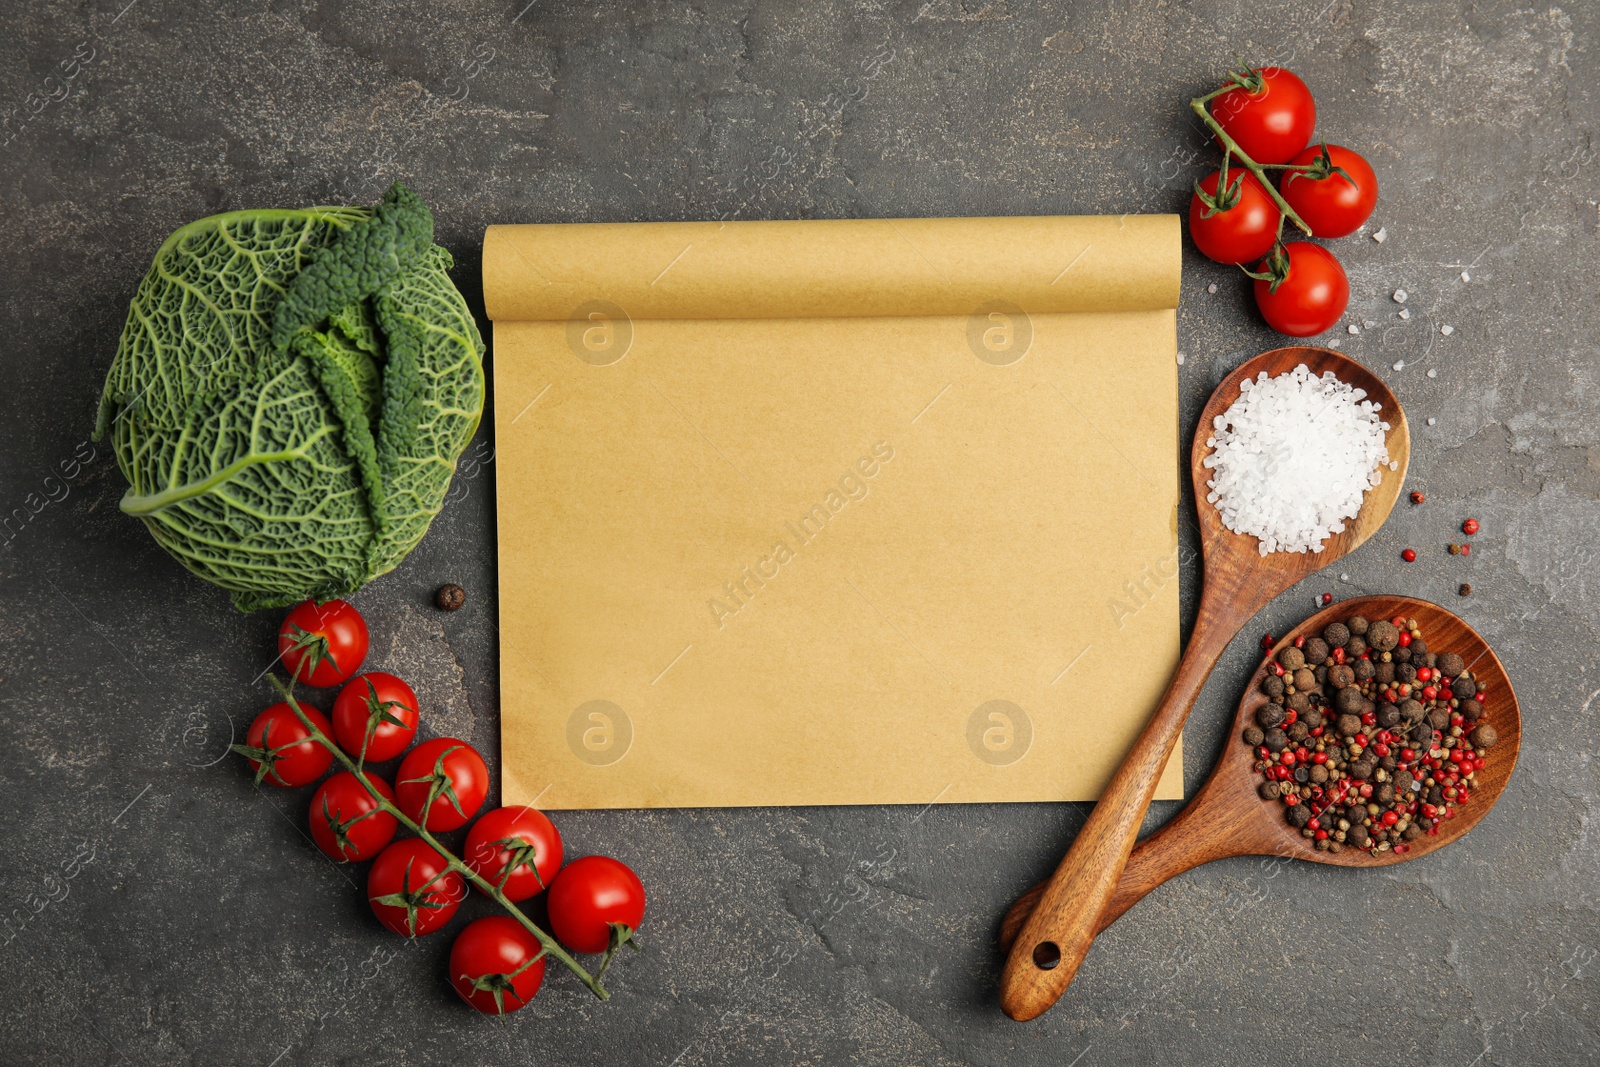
[465,806,564,903]
[449,916,547,1015]
[367,838,464,937]
[236,702,333,787]
[1211,67,1317,164]
[547,855,646,955]
[278,599,369,688]
[310,772,398,862]
[1280,144,1378,238]
[331,672,419,763]
[1188,168,1281,264]
[1252,242,1350,337]
[395,738,489,832]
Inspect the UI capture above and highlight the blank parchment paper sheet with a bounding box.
[484,215,1183,809]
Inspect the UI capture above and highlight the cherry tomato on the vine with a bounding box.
[278,599,369,688]
[1211,66,1316,164]
[465,806,564,903]
[449,916,547,1015]
[1280,144,1378,238]
[1188,167,1280,264]
[395,737,489,832]
[310,771,399,862]
[331,672,419,763]
[234,703,334,787]
[368,838,464,937]
[1252,241,1349,337]
[547,855,646,955]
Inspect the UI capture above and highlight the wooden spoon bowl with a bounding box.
[999,594,1522,951]
[999,346,1411,1020]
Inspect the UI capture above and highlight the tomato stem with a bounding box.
[268,676,612,1002]
[1188,94,1313,236]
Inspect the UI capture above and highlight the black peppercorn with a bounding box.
[1452,677,1477,700]
[1301,708,1324,730]
[1293,765,1309,783]
[1428,706,1451,730]
[1350,760,1374,780]
[435,583,467,611]
[1287,692,1311,713]
[1393,644,1411,664]
[1459,582,1473,597]
[1347,824,1370,848]
[1397,662,1418,684]
[1399,699,1424,722]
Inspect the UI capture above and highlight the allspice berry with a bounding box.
[1366,619,1400,651]
[1347,615,1370,635]
[1436,652,1465,678]
[1470,723,1499,749]
[435,583,467,611]
[1278,646,1306,671]
[1243,725,1265,746]
[1322,622,1351,648]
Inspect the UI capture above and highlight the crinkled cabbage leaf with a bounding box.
[93,183,485,611]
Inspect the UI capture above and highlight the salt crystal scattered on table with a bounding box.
[1393,360,1405,371]
[1428,417,1437,426]
[1399,308,1411,320]
[1440,324,1454,336]
[1461,271,1471,282]
[1348,324,1360,334]
[1373,228,1387,243]
[1363,320,1376,329]
[1393,289,1408,303]
[1340,573,1350,581]
[1177,352,1185,365]
[1330,339,1341,348]
[1427,368,1438,378]
[1203,364,1391,556]
[1207,283,1217,294]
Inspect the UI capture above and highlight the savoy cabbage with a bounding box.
[93,183,485,611]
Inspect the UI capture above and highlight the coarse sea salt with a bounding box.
[1203,364,1390,556]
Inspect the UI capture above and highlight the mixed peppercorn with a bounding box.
[1243,612,1500,855]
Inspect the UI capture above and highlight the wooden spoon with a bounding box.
[999,594,1521,954]
[999,346,1411,1021]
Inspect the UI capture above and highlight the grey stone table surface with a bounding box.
[2,1,1598,1064]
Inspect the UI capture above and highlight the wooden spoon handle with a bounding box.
[998,581,1243,1021]
[999,750,1274,951]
